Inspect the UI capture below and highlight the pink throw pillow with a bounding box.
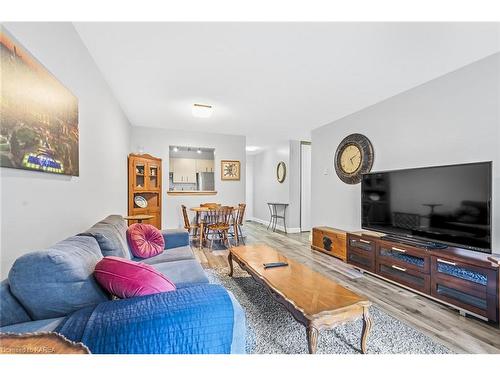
[127,223,165,259]
[94,256,176,299]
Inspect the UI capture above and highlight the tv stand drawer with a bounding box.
[376,259,431,294]
[348,235,376,253]
[377,241,430,273]
[347,247,375,272]
[430,256,498,321]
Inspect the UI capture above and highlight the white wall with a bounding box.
[311,53,500,253]
[300,143,312,231]
[251,141,302,232]
[0,23,132,276]
[130,127,246,229]
[245,155,254,219]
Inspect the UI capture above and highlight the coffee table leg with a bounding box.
[361,305,373,354]
[306,326,319,354]
[228,251,234,277]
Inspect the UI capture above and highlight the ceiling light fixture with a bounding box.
[197,149,202,154]
[246,146,259,152]
[173,147,179,152]
[192,103,213,118]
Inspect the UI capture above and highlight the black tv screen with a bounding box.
[361,162,492,252]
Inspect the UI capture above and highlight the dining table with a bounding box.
[190,206,239,248]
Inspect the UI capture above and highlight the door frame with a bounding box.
[299,141,312,232]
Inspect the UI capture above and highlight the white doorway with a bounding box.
[300,142,312,232]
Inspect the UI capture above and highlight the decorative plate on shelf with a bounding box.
[134,195,148,208]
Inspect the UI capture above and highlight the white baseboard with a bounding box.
[246,217,301,234]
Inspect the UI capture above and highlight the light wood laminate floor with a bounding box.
[192,221,500,354]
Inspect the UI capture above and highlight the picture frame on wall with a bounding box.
[221,160,240,181]
[0,28,79,176]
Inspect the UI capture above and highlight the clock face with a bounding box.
[340,144,362,174]
[334,134,374,184]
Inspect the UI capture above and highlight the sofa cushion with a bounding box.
[8,236,109,320]
[162,229,189,249]
[152,259,209,286]
[0,317,65,334]
[133,246,194,264]
[127,224,164,259]
[94,256,176,299]
[0,280,32,327]
[79,215,131,259]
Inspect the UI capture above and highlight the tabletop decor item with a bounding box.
[276,161,286,183]
[0,28,79,176]
[134,195,148,208]
[334,133,374,184]
[221,160,240,181]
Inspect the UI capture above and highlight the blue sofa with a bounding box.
[0,215,246,354]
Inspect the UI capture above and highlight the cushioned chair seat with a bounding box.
[161,229,189,250]
[0,317,66,334]
[133,246,194,264]
[152,259,209,286]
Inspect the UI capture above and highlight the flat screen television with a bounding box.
[361,161,492,253]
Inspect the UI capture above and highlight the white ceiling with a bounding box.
[74,22,500,153]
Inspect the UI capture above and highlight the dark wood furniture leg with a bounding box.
[228,251,234,277]
[306,326,319,354]
[233,212,239,245]
[199,220,204,249]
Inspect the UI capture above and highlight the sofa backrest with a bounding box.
[0,280,32,327]
[8,236,109,320]
[79,215,132,259]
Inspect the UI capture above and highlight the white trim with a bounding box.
[246,217,301,234]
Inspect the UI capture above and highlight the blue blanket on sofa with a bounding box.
[55,284,234,354]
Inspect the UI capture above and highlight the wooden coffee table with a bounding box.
[228,244,373,354]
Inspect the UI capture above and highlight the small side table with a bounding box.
[267,203,289,233]
[123,214,155,224]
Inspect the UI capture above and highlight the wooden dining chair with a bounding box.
[230,203,246,244]
[181,205,201,242]
[206,206,234,249]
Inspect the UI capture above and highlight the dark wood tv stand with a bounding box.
[346,232,499,322]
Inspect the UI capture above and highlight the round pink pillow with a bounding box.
[94,256,176,299]
[126,223,165,259]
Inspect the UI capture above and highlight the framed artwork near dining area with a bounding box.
[221,160,240,181]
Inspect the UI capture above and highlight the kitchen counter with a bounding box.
[166,190,218,196]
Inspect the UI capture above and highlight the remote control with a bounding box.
[263,262,289,269]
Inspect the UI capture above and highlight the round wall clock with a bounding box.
[334,133,374,184]
[276,161,286,183]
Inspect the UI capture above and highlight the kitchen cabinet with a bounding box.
[171,158,197,183]
[196,159,215,173]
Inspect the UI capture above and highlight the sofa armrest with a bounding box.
[161,229,189,249]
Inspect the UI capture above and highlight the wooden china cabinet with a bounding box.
[127,153,162,229]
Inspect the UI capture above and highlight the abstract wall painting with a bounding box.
[0,28,79,176]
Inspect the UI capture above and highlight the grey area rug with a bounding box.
[206,267,453,354]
